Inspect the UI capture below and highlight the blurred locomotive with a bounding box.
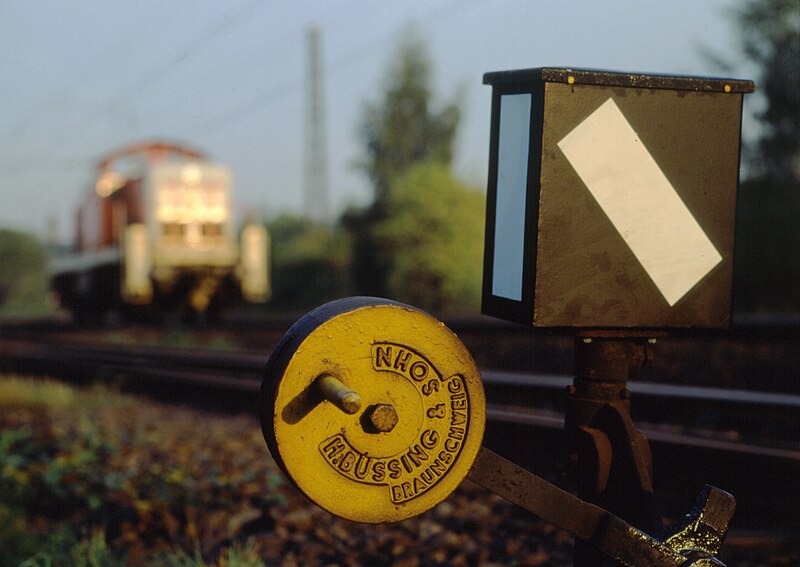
[50,141,270,321]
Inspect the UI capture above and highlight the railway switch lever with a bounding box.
[260,297,736,566]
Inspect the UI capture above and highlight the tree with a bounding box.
[730,0,800,313]
[266,214,350,310]
[360,30,460,205]
[735,0,800,180]
[0,229,50,317]
[376,162,484,312]
[347,30,462,298]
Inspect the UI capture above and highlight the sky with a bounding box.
[0,0,756,241]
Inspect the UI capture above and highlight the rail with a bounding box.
[1,335,798,534]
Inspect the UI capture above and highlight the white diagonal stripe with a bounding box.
[557,98,721,306]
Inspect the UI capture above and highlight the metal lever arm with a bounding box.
[468,447,731,567]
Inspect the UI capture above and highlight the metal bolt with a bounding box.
[316,374,361,414]
[368,404,399,433]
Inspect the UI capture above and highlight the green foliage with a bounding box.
[0,502,39,566]
[266,214,350,310]
[348,30,472,304]
[160,539,266,567]
[17,530,128,567]
[0,416,118,518]
[340,204,390,297]
[734,0,799,179]
[1,512,126,567]
[0,376,286,566]
[734,175,800,312]
[359,30,460,204]
[0,418,126,566]
[730,0,800,313]
[0,379,597,566]
[375,162,485,313]
[0,228,51,317]
[0,376,76,409]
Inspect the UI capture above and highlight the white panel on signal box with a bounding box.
[557,98,722,307]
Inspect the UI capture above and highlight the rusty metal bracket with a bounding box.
[565,334,667,565]
[469,447,735,566]
[566,336,660,526]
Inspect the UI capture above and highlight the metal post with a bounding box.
[565,332,662,566]
[304,26,329,223]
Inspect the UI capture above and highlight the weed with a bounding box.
[0,376,74,409]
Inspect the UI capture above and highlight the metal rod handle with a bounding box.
[316,374,361,414]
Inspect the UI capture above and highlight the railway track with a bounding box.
[1,334,798,537]
[4,312,799,393]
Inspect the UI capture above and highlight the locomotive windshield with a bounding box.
[153,162,231,246]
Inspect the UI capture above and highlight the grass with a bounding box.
[1,375,794,566]
[0,376,76,409]
[0,374,580,567]
[0,374,281,567]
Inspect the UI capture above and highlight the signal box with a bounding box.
[481,67,754,328]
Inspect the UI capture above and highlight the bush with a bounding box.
[0,229,51,317]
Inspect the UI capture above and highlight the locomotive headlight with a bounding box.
[157,190,178,221]
[208,206,228,223]
[181,164,202,186]
[203,189,229,222]
[157,206,173,221]
[96,171,124,197]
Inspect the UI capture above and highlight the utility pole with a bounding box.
[304,26,329,223]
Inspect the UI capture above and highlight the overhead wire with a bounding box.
[4,0,484,184]
[2,0,270,181]
[191,0,486,135]
[1,3,191,143]
[102,0,270,108]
